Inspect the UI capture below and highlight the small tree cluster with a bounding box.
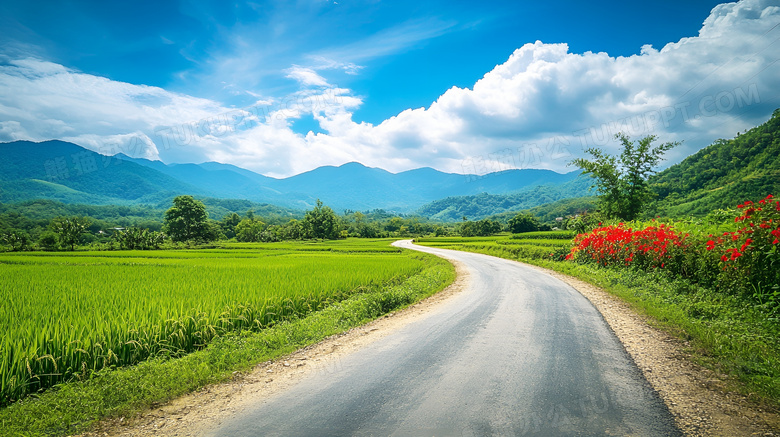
[508,213,548,234]
[460,219,502,237]
[49,216,91,251]
[114,227,165,250]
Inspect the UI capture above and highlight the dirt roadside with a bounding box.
[82,256,779,437]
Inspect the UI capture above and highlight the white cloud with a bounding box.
[285,66,330,87]
[0,0,778,178]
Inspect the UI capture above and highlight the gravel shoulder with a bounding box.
[83,249,780,437]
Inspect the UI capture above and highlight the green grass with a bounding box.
[416,234,780,407]
[0,239,446,414]
[0,241,454,436]
[416,233,571,261]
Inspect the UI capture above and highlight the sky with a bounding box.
[0,0,779,178]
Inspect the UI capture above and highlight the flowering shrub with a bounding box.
[565,194,780,312]
[706,195,780,305]
[566,223,689,270]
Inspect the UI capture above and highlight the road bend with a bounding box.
[211,240,680,436]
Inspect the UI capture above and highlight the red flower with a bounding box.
[706,240,716,251]
[768,194,774,199]
[721,255,728,262]
[774,239,779,245]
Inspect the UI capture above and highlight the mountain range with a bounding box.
[0,140,587,216]
[2,108,779,222]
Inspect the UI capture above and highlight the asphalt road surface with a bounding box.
[211,240,681,436]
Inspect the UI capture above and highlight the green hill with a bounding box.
[416,174,593,221]
[649,109,780,216]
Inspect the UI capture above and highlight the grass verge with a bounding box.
[416,239,780,408]
[0,250,454,437]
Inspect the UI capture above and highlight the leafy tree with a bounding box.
[303,200,341,239]
[508,213,542,234]
[235,218,266,242]
[279,219,305,240]
[460,219,502,237]
[1,230,30,252]
[37,231,60,251]
[221,212,241,239]
[570,133,679,220]
[50,216,91,250]
[384,217,404,233]
[114,227,165,250]
[163,196,212,242]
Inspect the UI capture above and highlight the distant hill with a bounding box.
[415,174,593,221]
[1,140,582,213]
[648,109,780,216]
[0,198,302,225]
[0,140,205,205]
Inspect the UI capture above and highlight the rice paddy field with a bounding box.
[415,231,574,261]
[0,239,427,405]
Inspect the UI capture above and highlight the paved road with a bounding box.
[212,240,680,436]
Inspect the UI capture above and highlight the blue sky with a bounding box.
[1,0,779,177]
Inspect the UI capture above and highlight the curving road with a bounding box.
[211,240,680,436]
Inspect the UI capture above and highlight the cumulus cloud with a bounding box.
[1,0,778,178]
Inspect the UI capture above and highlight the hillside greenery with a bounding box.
[647,109,780,217]
[415,174,592,221]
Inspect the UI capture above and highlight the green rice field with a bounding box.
[415,231,574,261]
[0,239,425,405]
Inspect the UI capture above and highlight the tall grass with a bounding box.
[0,241,423,405]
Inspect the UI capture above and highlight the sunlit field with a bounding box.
[0,239,424,405]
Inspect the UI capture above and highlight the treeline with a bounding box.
[0,194,569,251]
[0,197,453,251]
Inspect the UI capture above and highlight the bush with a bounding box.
[565,194,780,313]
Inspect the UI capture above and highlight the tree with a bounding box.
[50,216,91,251]
[221,213,241,239]
[115,227,165,250]
[460,219,501,237]
[163,196,212,242]
[508,213,541,234]
[569,133,679,221]
[235,218,266,242]
[303,200,340,239]
[1,230,30,252]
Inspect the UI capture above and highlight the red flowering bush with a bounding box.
[566,222,689,270]
[566,194,780,312]
[707,194,780,306]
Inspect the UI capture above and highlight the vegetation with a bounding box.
[414,174,592,222]
[570,133,679,220]
[417,193,780,405]
[507,212,548,233]
[303,199,341,239]
[0,239,454,437]
[49,216,91,251]
[0,239,437,406]
[163,195,213,242]
[648,109,780,217]
[114,227,165,250]
[459,218,502,237]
